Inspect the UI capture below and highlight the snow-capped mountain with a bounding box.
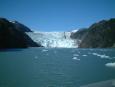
[71,29,78,33]
[27,31,79,48]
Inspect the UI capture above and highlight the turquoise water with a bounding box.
[0,48,115,87]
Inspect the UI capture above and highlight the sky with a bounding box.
[0,0,115,31]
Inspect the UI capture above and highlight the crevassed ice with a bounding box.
[27,32,78,48]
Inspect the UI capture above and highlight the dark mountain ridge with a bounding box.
[0,18,41,48]
[10,21,32,32]
[71,18,115,48]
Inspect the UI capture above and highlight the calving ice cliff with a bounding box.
[27,31,79,48]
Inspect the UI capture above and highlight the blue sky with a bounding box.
[0,0,115,31]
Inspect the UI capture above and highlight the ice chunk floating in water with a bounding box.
[42,49,48,52]
[72,57,80,61]
[27,32,78,48]
[105,62,115,68]
[82,55,87,57]
[73,54,79,56]
[92,53,111,59]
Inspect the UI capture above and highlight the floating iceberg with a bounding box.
[105,62,115,68]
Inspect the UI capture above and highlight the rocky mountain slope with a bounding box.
[11,21,32,32]
[0,18,41,48]
[71,18,115,48]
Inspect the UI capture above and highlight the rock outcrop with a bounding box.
[0,18,41,48]
[72,18,115,48]
[11,21,32,32]
[71,28,88,40]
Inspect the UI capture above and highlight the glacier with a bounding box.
[27,32,78,48]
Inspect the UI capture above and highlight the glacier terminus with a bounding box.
[27,31,79,48]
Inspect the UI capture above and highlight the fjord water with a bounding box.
[0,48,115,87]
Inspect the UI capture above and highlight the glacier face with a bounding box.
[27,32,78,48]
